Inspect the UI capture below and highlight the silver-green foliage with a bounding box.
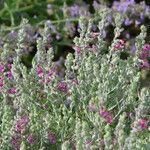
[0,11,149,150]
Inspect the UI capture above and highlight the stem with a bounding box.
[113,106,124,121]
[1,18,79,32]
[51,18,79,24]
[0,5,34,18]
[108,98,124,111]
[10,11,15,26]
[12,4,34,13]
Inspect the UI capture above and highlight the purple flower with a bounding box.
[112,0,135,13]
[139,52,148,60]
[6,71,13,79]
[124,18,132,26]
[48,67,56,77]
[27,134,34,144]
[143,44,150,51]
[36,66,44,78]
[99,109,110,117]
[15,116,29,133]
[11,135,20,150]
[69,5,79,17]
[8,87,17,94]
[105,116,113,124]
[139,60,149,70]
[135,20,141,26]
[39,67,57,84]
[99,109,113,124]
[48,132,56,144]
[113,39,125,51]
[57,82,68,92]
[0,64,4,73]
[7,63,12,70]
[139,44,150,60]
[138,119,148,129]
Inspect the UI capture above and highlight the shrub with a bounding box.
[0,10,149,150]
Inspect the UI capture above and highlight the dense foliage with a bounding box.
[0,0,150,150]
[0,0,150,62]
[0,14,150,150]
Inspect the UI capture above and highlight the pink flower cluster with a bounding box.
[15,116,29,133]
[139,44,150,69]
[140,44,150,60]
[11,133,33,149]
[11,135,20,150]
[6,71,13,79]
[138,119,148,129]
[143,44,150,52]
[27,134,34,144]
[139,60,149,70]
[57,81,68,92]
[113,39,125,51]
[8,87,17,95]
[0,63,14,92]
[48,67,56,77]
[36,66,44,78]
[36,65,57,84]
[99,109,113,124]
[36,65,68,93]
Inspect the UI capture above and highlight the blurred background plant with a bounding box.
[0,0,150,67]
[0,0,89,63]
